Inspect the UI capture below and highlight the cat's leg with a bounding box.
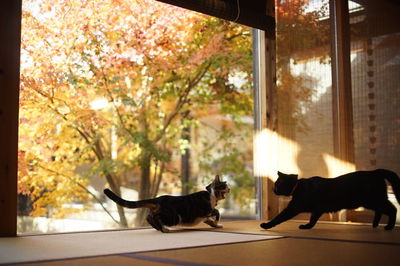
[204,209,222,228]
[212,208,221,222]
[372,211,382,228]
[204,219,222,228]
[260,205,301,229]
[380,200,397,230]
[147,214,165,232]
[146,214,159,231]
[147,214,169,232]
[299,211,322,229]
[151,213,171,233]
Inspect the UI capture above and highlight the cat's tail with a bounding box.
[381,169,400,204]
[104,188,157,209]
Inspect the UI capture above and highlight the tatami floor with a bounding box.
[2,220,400,266]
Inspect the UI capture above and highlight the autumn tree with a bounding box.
[19,0,253,227]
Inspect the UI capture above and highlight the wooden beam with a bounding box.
[0,0,22,236]
[155,0,275,34]
[330,0,355,163]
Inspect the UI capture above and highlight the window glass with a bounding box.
[273,0,399,224]
[349,0,400,223]
[18,0,254,233]
[275,0,333,178]
[274,0,343,220]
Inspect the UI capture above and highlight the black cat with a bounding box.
[104,175,229,232]
[260,169,400,230]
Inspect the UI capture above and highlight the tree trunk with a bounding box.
[135,152,151,226]
[181,125,191,195]
[106,173,128,227]
[115,194,128,227]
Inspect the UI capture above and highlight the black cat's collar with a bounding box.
[289,181,298,196]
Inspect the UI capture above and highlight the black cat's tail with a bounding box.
[381,169,400,204]
[104,189,157,209]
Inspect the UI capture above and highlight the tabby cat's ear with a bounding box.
[214,175,221,183]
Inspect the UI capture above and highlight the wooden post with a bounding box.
[253,28,267,220]
[253,0,277,221]
[330,0,355,163]
[263,0,278,221]
[0,0,22,237]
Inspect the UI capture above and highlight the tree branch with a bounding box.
[154,61,212,143]
[37,164,121,225]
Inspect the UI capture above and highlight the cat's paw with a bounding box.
[299,224,313,230]
[260,222,274,230]
[204,220,223,228]
[161,227,171,233]
[384,224,394,230]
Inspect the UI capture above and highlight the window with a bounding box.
[17,0,255,233]
[259,0,400,224]
[348,0,400,222]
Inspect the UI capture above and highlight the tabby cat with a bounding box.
[260,169,400,230]
[104,175,229,232]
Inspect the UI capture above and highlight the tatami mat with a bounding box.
[140,236,400,266]
[16,255,169,266]
[3,220,400,266]
[210,220,400,244]
[0,228,281,265]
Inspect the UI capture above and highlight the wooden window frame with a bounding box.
[0,0,22,237]
[330,0,355,163]
[252,0,277,221]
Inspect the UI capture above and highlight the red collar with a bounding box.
[289,181,298,196]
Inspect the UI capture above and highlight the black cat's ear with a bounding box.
[277,171,282,176]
